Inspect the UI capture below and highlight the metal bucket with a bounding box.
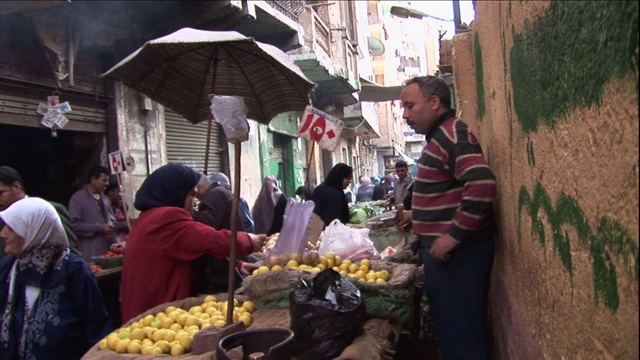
[217,328,295,360]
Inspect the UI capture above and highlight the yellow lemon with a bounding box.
[271,264,283,271]
[189,305,203,315]
[166,305,177,314]
[161,317,175,329]
[115,339,129,354]
[354,270,366,279]
[155,311,167,320]
[151,329,166,342]
[379,270,390,281]
[171,343,186,356]
[285,260,298,269]
[242,300,256,313]
[319,256,328,267]
[141,314,154,326]
[239,313,252,327]
[149,346,163,355]
[324,252,335,261]
[163,330,177,342]
[126,340,142,354]
[359,265,370,273]
[155,340,171,354]
[365,272,377,281]
[204,294,217,303]
[212,319,226,327]
[376,278,387,284]
[107,332,120,350]
[360,259,371,268]
[140,344,156,355]
[317,264,326,270]
[130,328,146,341]
[347,263,358,273]
[169,323,183,332]
[98,338,108,350]
[334,255,342,266]
[184,316,201,327]
[130,321,143,330]
[257,265,270,274]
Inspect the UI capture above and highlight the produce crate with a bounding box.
[91,255,123,269]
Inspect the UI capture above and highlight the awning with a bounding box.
[359,78,402,102]
[359,77,454,102]
[393,144,416,166]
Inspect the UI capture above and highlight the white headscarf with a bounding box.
[0,197,69,253]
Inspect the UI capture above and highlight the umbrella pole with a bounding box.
[305,138,316,187]
[226,139,241,324]
[204,119,213,175]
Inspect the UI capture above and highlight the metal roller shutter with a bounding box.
[165,108,222,174]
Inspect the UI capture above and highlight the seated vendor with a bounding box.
[120,164,266,322]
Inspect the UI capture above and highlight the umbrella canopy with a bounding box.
[102,28,316,125]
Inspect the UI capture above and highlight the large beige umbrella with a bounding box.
[103,28,315,324]
[102,27,315,171]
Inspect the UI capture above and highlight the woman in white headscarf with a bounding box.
[0,197,112,360]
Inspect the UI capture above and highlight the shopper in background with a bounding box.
[68,165,119,262]
[310,163,353,227]
[251,175,285,235]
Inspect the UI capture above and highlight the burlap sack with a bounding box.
[82,294,247,360]
[237,269,316,300]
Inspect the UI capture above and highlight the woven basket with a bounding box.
[91,255,123,269]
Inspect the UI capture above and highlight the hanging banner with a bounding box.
[298,106,344,151]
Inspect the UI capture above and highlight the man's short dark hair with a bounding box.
[0,166,23,186]
[87,165,110,182]
[395,160,409,169]
[403,75,451,109]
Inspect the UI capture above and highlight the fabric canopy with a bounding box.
[393,144,416,166]
[359,78,403,102]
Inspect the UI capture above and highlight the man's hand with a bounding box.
[110,242,126,254]
[103,225,117,234]
[429,234,459,262]
[394,210,412,232]
[238,261,259,276]
[248,233,267,253]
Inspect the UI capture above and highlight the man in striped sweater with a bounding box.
[396,76,497,359]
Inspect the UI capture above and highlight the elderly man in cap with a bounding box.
[0,166,81,258]
[192,172,257,294]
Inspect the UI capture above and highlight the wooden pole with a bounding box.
[115,172,131,230]
[226,140,241,324]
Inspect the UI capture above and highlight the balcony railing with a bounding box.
[264,0,305,23]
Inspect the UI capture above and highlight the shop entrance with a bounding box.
[0,124,103,206]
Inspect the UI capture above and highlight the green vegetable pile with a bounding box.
[349,202,384,224]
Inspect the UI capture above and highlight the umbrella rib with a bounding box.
[222,46,268,122]
[224,43,312,100]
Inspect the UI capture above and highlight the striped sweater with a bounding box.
[412,110,496,243]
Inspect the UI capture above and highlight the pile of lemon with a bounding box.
[252,253,390,283]
[97,295,256,356]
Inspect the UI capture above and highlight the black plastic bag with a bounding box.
[289,268,367,360]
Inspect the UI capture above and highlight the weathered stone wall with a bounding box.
[452,1,639,358]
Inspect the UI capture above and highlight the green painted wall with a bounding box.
[510,1,639,133]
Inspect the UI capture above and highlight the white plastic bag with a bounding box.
[209,95,250,142]
[318,219,380,260]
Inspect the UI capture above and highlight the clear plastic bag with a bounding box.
[318,219,380,260]
[266,199,315,266]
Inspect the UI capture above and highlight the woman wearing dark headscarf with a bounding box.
[309,163,353,227]
[251,175,285,235]
[120,164,265,322]
[0,197,112,359]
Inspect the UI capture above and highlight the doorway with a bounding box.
[0,124,103,206]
